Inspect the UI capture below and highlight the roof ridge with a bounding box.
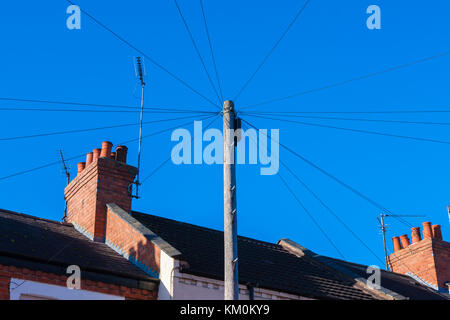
[131,210,284,249]
[0,208,72,227]
[316,255,418,279]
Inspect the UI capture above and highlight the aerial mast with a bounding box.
[378,214,389,270]
[134,56,146,198]
[59,150,70,222]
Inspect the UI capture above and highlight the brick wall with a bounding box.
[433,240,450,290]
[105,204,161,279]
[0,272,10,300]
[0,264,156,300]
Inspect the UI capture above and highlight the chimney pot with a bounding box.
[77,162,86,175]
[93,148,101,160]
[115,145,128,163]
[392,236,402,252]
[100,141,113,158]
[110,152,116,159]
[432,225,443,241]
[411,227,421,243]
[400,234,410,248]
[85,152,93,166]
[422,221,433,239]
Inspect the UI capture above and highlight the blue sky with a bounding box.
[1,0,450,267]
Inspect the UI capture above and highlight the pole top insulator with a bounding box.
[223,100,234,113]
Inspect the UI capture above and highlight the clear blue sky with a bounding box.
[1,0,450,268]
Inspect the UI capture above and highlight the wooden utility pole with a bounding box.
[223,100,238,300]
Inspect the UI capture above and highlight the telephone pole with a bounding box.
[223,100,238,300]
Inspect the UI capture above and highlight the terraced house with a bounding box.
[0,141,448,300]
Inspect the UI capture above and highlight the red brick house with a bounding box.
[0,141,448,300]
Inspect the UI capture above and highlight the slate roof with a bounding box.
[132,211,379,300]
[1,207,447,300]
[315,256,449,300]
[131,211,449,300]
[0,209,158,290]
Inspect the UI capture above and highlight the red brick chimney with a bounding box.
[64,141,137,242]
[388,221,450,292]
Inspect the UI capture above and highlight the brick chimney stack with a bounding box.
[388,221,450,292]
[64,141,137,242]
